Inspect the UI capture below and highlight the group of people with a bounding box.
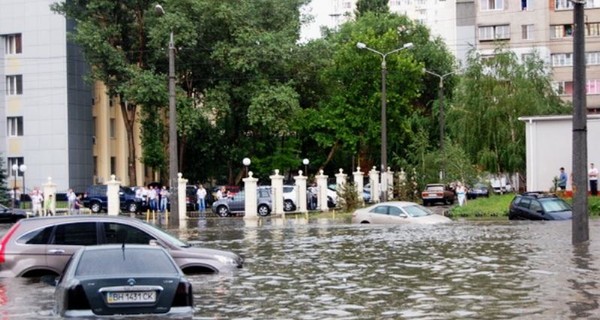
[134,185,170,213]
[557,163,599,196]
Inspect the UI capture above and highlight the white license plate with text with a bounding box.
[107,291,156,304]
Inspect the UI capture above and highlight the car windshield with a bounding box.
[541,199,571,213]
[403,204,433,217]
[75,247,178,276]
[144,222,190,248]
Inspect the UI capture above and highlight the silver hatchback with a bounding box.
[0,215,243,278]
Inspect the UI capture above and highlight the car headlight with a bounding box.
[215,255,239,266]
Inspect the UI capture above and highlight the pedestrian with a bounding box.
[73,195,81,215]
[31,189,44,216]
[159,186,169,213]
[67,188,77,215]
[196,184,207,213]
[148,186,158,212]
[456,182,467,206]
[216,186,226,200]
[558,167,567,191]
[589,163,599,196]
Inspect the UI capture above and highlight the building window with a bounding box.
[4,34,22,54]
[522,24,534,40]
[5,75,23,96]
[551,25,573,38]
[587,80,600,94]
[7,117,23,137]
[480,0,503,10]
[588,52,600,65]
[587,22,600,36]
[555,0,574,9]
[551,53,573,66]
[479,25,510,41]
[110,157,116,176]
[553,81,573,95]
[109,119,116,138]
[7,157,24,178]
[521,0,528,10]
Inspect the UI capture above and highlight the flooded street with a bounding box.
[1,214,600,319]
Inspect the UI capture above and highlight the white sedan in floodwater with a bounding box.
[351,201,452,224]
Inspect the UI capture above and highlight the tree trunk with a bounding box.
[120,100,137,186]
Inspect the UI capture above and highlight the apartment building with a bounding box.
[0,0,146,193]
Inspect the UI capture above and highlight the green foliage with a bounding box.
[395,168,420,202]
[447,48,569,176]
[355,0,389,17]
[0,156,10,206]
[449,194,513,218]
[337,182,362,212]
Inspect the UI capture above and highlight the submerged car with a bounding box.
[421,183,455,206]
[212,187,272,217]
[0,215,243,278]
[508,192,572,220]
[352,201,452,224]
[0,203,27,223]
[467,183,490,199]
[54,245,193,317]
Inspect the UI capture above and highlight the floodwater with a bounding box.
[1,214,600,319]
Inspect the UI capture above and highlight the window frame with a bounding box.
[4,33,22,55]
[5,75,23,96]
[7,117,23,137]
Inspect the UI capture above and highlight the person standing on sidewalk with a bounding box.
[67,189,77,215]
[589,163,599,196]
[558,167,568,191]
[196,184,207,213]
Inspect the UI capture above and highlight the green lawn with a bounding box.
[449,193,600,218]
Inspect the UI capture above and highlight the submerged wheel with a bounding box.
[216,205,229,217]
[258,204,270,216]
[284,200,295,212]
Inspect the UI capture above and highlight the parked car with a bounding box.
[508,192,572,220]
[82,185,142,214]
[212,187,272,217]
[186,185,198,211]
[0,215,243,278]
[0,203,27,223]
[467,183,490,199]
[421,183,455,206]
[352,201,452,224]
[54,245,193,317]
[283,185,297,211]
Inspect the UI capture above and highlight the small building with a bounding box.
[520,115,600,192]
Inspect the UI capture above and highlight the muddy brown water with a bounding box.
[1,214,600,319]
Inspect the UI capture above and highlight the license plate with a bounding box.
[106,291,156,304]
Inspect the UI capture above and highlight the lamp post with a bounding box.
[155,4,179,223]
[303,158,309,176]
[423,68,455,180]
[243,157,251,177]
[11,164,18,208]
[357,41,413,202]
[19,164,26,196]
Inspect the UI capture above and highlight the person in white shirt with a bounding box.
[196,185,207,213]
[589,163,599,196]
[31,189,44,216]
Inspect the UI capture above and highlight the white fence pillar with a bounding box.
[294,171,308,213]
[178,173,187,221]
[369,167,380,203]
[244,172,258,219]
[316,170,328,211]
[270,169,284,215]
[353,167,364,204]
[387,167,394,200]
[106,175,120,216]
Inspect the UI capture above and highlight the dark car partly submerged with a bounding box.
[54,245,193,317]
[508,192,572,220]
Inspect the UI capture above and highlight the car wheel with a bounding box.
[216,205,229,217]
[127,202,138,213]
[90,201,102,213]
[258,204,270,216]
[284,200,295,211]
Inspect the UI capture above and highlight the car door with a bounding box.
[528,200,544,220]
[100,222,156,245]
[46,222,98,274]
[368,205,389,224]
[388,206,409,224]
[229,191,245,212]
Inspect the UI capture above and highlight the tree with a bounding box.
[0,156,10,206]
[355,0,389,17]
[447,47,570,175]
[52,0,166,185]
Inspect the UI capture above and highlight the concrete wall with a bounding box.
[521,115,600,191]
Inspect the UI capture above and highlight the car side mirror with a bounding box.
[399,213,408,218]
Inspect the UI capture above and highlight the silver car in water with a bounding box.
[352,201,452,224]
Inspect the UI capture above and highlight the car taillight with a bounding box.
[0,223,20,264]
[171,282,193,307]
[67,285,91,310]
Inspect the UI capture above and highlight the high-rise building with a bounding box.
[0,0,93,193]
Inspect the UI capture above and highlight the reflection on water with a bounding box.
[1,216,600,319]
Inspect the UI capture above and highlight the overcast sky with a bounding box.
[300,0,335,42]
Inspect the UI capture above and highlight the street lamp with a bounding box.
[302,158,309,176]
[357,41,413,202]
[156,4,179,223]
[11,164,18,208]
[243,157,251,177]
[19,164,27,196]
[423,68,455,180]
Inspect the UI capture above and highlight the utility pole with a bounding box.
[572,0,589,244]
